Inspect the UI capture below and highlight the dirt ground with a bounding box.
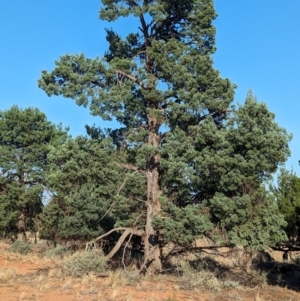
[1,242,300,301]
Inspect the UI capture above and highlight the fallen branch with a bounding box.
[86,227,144,254]
[86,227,128,251]
[107,228,144,259]
[122,232,133,269]
[120,214,143,269]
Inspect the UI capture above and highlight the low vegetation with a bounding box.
[62,249,108,277]
[0,267,16,282]
[1,243,300,300]
[178,260,222,292]
[9,241,32,255]
[43,245,71,258]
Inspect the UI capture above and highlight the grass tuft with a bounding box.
[0,267,16,282]
[108,269,140,288]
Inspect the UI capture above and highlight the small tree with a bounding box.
[271,168,300,245]
[39,1,290,273]
[0,106,67,239]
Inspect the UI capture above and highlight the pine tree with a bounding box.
[271,168,300,246]
[0,106,67,239]
[41,134,145,246]
[154,92,290,250]
[38,1,290,273]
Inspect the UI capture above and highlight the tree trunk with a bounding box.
[143,115,162,274]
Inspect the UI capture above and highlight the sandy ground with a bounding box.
[1,242,300,301]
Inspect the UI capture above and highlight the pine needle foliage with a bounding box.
[41,134,145,243]
[38,1,291,273]
[271,168,300,245]
[0,106,68,238]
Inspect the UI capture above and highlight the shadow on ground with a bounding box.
[163,252,300,292]
[258,261,300,291]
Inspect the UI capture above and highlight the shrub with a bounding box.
[178,260,221,292]
[9,241,32,255]
[62,249,107,277]
[44,246,71,258]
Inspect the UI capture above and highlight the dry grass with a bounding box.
[0,266,16,282]
[1,242,300,301]
[0,241,10,253]
[1,249,45,265]
[178,259,222,292]
[108,269,140,288]
[18,289,28,301]
[60,277,76,291]
[145,293,160,301]
[254,290,263,301]
[166,294,180,301]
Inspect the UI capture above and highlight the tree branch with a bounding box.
[117,163,145,174]
[85,227,128,250]
[99,170,139,222]
[122,231,133,269]
[272,245,300,252]
[115,70,148,89]
[106,228,144,259]
[167,244,230,258]
[86,226,144,252]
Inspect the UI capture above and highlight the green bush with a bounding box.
[62,249,108,277]
[9,241,32,255]
[44,246,71,258]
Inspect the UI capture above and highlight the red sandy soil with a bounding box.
[1,243,300,301]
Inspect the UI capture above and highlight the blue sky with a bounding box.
[0,1,300,175]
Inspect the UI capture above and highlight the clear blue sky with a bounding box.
[1,1,300,175]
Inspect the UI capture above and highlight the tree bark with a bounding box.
[143,115,162,274]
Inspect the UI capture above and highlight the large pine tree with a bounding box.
[39,1,290,273]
